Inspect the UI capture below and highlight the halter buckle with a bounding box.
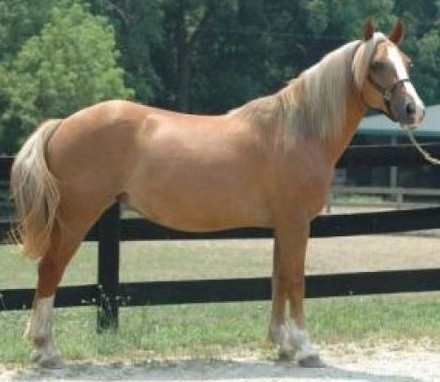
[383,90,392,102]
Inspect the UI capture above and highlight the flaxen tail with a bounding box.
[10,119,62,259]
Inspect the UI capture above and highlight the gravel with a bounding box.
[2,348,440,382]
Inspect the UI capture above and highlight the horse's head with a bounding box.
[359,19,425,130]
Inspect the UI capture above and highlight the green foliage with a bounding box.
[414,29,440,103]
[0,2,133,154]
[0,0,59,64]
[1,0,440,151]
[89,0,164,102]
[143,0,440,113]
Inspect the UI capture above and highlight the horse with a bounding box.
[10,19,424,368]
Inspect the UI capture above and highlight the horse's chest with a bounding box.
[275,162,334,218]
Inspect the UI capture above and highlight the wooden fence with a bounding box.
[329,186,440,210]
[1,142,440,331]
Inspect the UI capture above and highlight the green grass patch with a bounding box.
[1,240,440,364]
[2,295,440,364]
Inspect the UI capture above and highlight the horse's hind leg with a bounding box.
[25,185,112,367]
[24,221,88,368]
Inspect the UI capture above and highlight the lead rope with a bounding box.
[406,129,440,166]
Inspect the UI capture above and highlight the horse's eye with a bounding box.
[370,60,385,71]
[407,61,413,71]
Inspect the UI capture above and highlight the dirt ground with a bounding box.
[2,347,440,382]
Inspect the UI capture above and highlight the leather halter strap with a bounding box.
[368,75,411,121]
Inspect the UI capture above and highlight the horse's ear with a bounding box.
[363,18,375,41]
[389,19,404,45]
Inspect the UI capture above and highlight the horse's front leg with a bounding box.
[268,223,324,367]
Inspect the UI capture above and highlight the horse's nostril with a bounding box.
[406,102,416,116]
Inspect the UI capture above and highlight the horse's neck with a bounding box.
[320,85,366,166]
[275,81,366,166]
[286,40,367,165]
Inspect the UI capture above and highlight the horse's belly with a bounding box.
[125,178,271,231]
[143,208,269,232]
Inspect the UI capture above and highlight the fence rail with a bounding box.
[330,186,440,210]
[1,142,440,331]
[2,268,440,311]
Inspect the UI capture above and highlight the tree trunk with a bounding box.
[175,7,190,112]
[178,40,191,112]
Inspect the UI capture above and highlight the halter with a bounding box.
[368,75,440,166]
[367,75,411,121]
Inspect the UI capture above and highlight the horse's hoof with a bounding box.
[298,354,326,368]
[38,356,65,369]
[30,350,42,364]
[278,350,294,361]
[277,346,296,361]
[31,350,65,369]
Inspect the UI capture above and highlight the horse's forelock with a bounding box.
[352,32,388,90]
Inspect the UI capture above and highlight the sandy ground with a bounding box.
[2,348,440,382]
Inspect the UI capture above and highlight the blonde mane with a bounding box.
[230,32,387,142]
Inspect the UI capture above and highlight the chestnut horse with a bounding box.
[11,20,424,368]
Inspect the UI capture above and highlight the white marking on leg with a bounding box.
[25,296,54,341]
[286,321,319,361]
[25,296,61,366]
[387,46,425,123]
[268,321,293,356]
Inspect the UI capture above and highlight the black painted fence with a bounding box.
[1,142,440,331]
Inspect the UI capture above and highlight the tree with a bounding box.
[89,0,164,103]
[154,0,228,111]
[88,0,440,114]
[0,0,60,64]
[0,2,133,154]
[395,0,440,105]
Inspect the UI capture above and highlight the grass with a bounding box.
[2,296,440,364]
[1,239,440,364]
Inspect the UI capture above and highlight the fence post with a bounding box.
[97,203,120,332]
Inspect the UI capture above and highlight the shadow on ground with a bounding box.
[2,358,426,382]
